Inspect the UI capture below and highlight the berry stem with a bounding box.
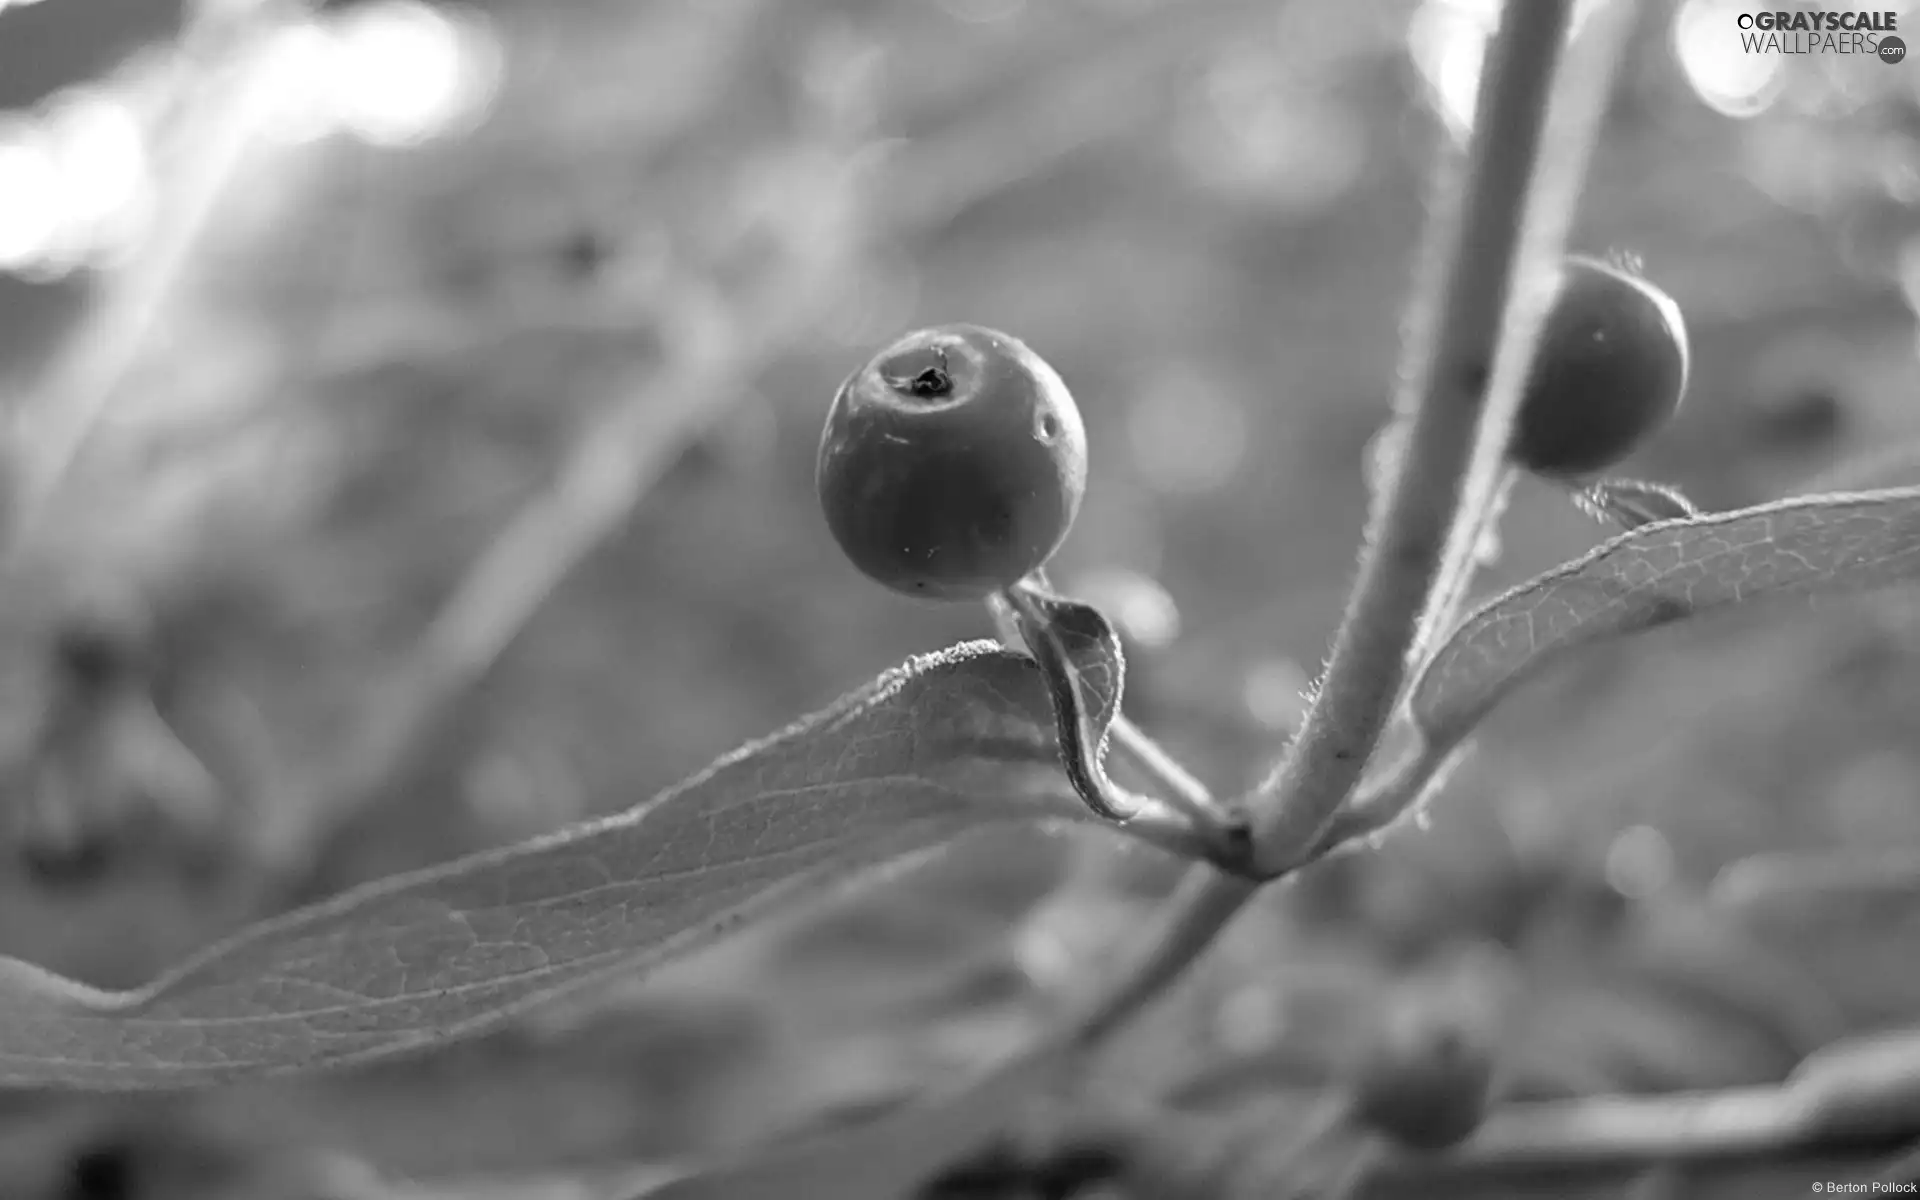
[1107,714,1252,865]
[1107,717,1218,826]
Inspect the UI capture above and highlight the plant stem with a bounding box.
[1056,0,1641,1053]
[1109,716,1216,819]
[1247,0,1581,872]
[1412,467,1518,665]
[1065,868,1259,1050]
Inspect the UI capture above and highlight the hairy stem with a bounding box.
[1057,0,1641,1053]
[1247,0,1581,870]
[1413,468,1518,665]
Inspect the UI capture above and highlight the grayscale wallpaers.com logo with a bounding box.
[1737,10,1905,61]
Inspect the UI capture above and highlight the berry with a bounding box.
[817,324,1088,602]
[1345,982,1498,1152]
[1509,256,1689,478]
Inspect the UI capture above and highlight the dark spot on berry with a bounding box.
[878,346,954,399]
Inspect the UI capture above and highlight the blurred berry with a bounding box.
[1510,257,1689,478]
[1345,976,1500,1152]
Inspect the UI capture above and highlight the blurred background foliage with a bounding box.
[5,0,1920,1195]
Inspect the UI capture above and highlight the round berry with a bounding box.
[817,324,1088,602]
[1345,983,1498,1152]
[1509,256,1689,478]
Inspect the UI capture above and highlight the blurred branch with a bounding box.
[226,8,889,901]
[878,0,1278,236]
[953,1027,1920,1197]
[8,4,285,543]
[516,1023,1920,1199]
[1385,1023,1920,1175]
[251,253,836,898]
[1711,847,1920,921]
[311,1150,683,1200]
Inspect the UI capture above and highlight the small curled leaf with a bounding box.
[1411,486,1920,751]
[989,584,1236,861]
[1573,478,1701,530]
[1000,584,1130,820]
[1017,588,1126,749]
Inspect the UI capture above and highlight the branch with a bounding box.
[1051,1064,1909,1196]
[251,262,833,902]
[1248,0,1622,870]
[7,6,282,541]
[1038,0,1642,1067]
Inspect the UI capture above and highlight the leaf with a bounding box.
[1409,487,1920,750]
[1572,478,1701,530]
[984,586,1124,737]
[991,584,1151,827]
[1019,587,1126,751]
[0,641,1104,1090]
